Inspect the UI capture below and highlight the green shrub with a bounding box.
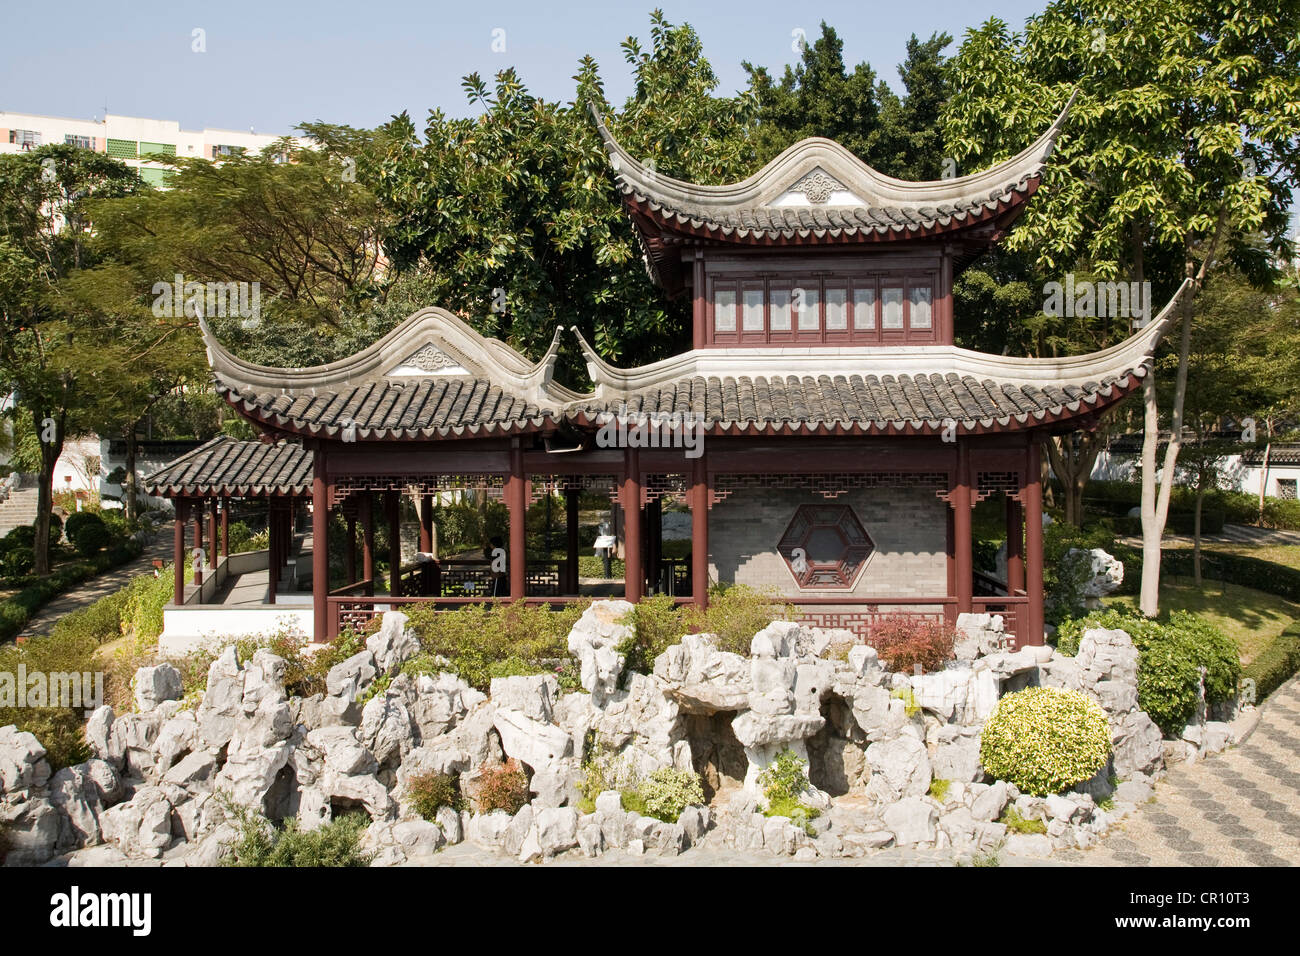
[929,778,952,802]
[998,806,1047,834]
[70,520,113,556]
[48,587,129,646]
[3,524,59,553]
[1118,547,1300,602]
[683,584,795,655]
[63,512,105,543]
[618,594,684,677]
[121,563,184,646]
[225,520,270,554]
[980,687,1112,796]
[576,734,637,812]
[1242,622,1300,703]
[222,807,372,867]
[636,767,704,822]
[404,600,586,691]
[1054,607,1241,734]
[0,545,34,578]
[1042,521,1120,624]
[891,686,920,717]
[0,613,101,769]
[759,751,823,836]
[356,673,392,705]
[406,771,461,820]
[620,788,648,816]
[474,759,529,814]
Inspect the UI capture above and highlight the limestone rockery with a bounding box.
[0,602,1235,865]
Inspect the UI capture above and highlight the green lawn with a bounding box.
[1163,541,1300,573]
[1105,577,1300,666]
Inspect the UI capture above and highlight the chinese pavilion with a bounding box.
[145,94,1190,651]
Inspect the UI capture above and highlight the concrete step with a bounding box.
[0,487,41,537]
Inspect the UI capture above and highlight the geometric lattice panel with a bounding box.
[777,503,874,589]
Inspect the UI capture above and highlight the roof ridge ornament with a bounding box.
[393,342,469,375]
[789,168,844,204]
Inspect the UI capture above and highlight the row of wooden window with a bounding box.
[710,276,935,340]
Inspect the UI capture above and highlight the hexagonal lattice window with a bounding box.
[777,504,874,589]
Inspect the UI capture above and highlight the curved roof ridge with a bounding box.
[588,91,1076,213]
[200,311,582,407]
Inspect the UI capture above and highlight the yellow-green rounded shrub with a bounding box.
[979,687,1111,796]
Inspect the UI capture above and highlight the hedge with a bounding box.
[1118,546,1300,603]
[1083,480,1300,532]
[0,538,144,643]
[1242,621,1300,703]
[1103,544,1300,704]
[1055,607,1241,734]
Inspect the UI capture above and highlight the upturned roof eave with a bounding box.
[588,91,1075,216]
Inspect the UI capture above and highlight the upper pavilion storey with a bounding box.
[591,94,1076,348]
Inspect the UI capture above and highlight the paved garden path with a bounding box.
[1060,674,1300,867]
[16,534,171,641]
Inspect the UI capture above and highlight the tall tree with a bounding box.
[89,139,389,332]
[0,145,142,573]
[350,11,755,375]
[743,23,885,164]
[744,24,952,178]
[53,263,204,520]
[943,1,1300,615]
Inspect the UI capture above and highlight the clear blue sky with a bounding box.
[2,0,1048,134]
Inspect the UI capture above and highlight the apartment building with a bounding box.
[0,110,299,184]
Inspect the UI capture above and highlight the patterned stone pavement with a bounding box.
[1059,674,1300,867]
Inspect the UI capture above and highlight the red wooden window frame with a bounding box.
[705,271,937,346]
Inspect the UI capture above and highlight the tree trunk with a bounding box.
[123,422,140,522]
[32,413,64,576]
[1045,430,1106,527]
[1193,480,1205,585]
[1136,197,1227,617]
[1258,442,1271,526]
[1138,372,1164,616]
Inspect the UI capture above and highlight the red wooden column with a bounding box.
[192,503,204,590]
[344,509,357,585]
[953,443,973,615]
[361,492,375,595]
[622,448,643,603]
[208,497,219,572]
[172,499,187,605]
[312,451,329,642]
[220,498,230,558]
[418,493,434,596]
[645,499,661,594]
[506,442,527,600]
[1023,440,1046,647]
[419,493,434,552]
[690,454,709,608]
[1005,495,1025,594]
[386,490,401,598]
[267,500,279,606]
[564,487,580,594]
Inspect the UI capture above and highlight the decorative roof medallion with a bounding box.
[389,343,470,376]
[789,169,844,204]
